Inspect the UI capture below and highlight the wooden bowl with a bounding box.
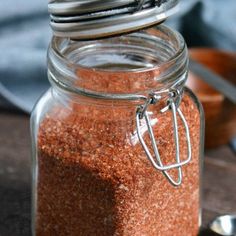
[187,48,236,149]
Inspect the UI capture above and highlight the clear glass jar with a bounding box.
[31,25,204,236]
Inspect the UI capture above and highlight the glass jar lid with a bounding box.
[49,0,179,39]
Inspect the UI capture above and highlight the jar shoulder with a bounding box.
[30,88,73,130]
[31,89,53,129]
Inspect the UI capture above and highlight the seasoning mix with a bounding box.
[31,1,204,235]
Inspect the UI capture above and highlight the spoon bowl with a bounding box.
[209,215,236,236]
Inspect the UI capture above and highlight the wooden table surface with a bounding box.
[0,111,235,236]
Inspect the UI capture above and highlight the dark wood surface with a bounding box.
[0,111,235,236]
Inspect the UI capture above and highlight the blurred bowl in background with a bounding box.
[187,48,236,149]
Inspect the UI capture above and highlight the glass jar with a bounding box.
[31,25,204,236]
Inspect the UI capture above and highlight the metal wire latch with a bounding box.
[49,70,190,187]
[136,89,191,186]
[136,0,168,11]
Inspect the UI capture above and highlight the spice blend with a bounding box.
[35,79,201,236]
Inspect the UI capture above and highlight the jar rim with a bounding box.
[49,24,186,74]
[48,24,188,98]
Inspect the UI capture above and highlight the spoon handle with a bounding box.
[189,58,236,104]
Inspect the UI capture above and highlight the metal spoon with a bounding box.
[209,215,236,235]
[189,59,236,104]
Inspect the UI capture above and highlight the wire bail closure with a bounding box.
[136,0,168,11]
[136,88,192,186]
[136,0,146,11]
[49,69,190,186]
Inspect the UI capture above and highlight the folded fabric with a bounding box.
[0,0,235,113]
[0,0,50,113]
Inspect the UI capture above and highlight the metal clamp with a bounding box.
[136,89,191,186]
[49,70,190,186]
[136,0,146,11]
[136,0,168,11]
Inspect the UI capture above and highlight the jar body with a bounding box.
[31,25,204,236]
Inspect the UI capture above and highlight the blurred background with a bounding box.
[0,0,235,113]
[0,0,235,235]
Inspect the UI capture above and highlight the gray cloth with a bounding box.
[0,0,50,113]
[0,0,236,113]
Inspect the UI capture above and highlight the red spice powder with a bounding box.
[35,69,201,236]
[35,95,200,235]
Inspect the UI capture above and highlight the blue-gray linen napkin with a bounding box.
[0,0,235,113]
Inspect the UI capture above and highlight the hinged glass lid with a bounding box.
[49,0,179,39]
